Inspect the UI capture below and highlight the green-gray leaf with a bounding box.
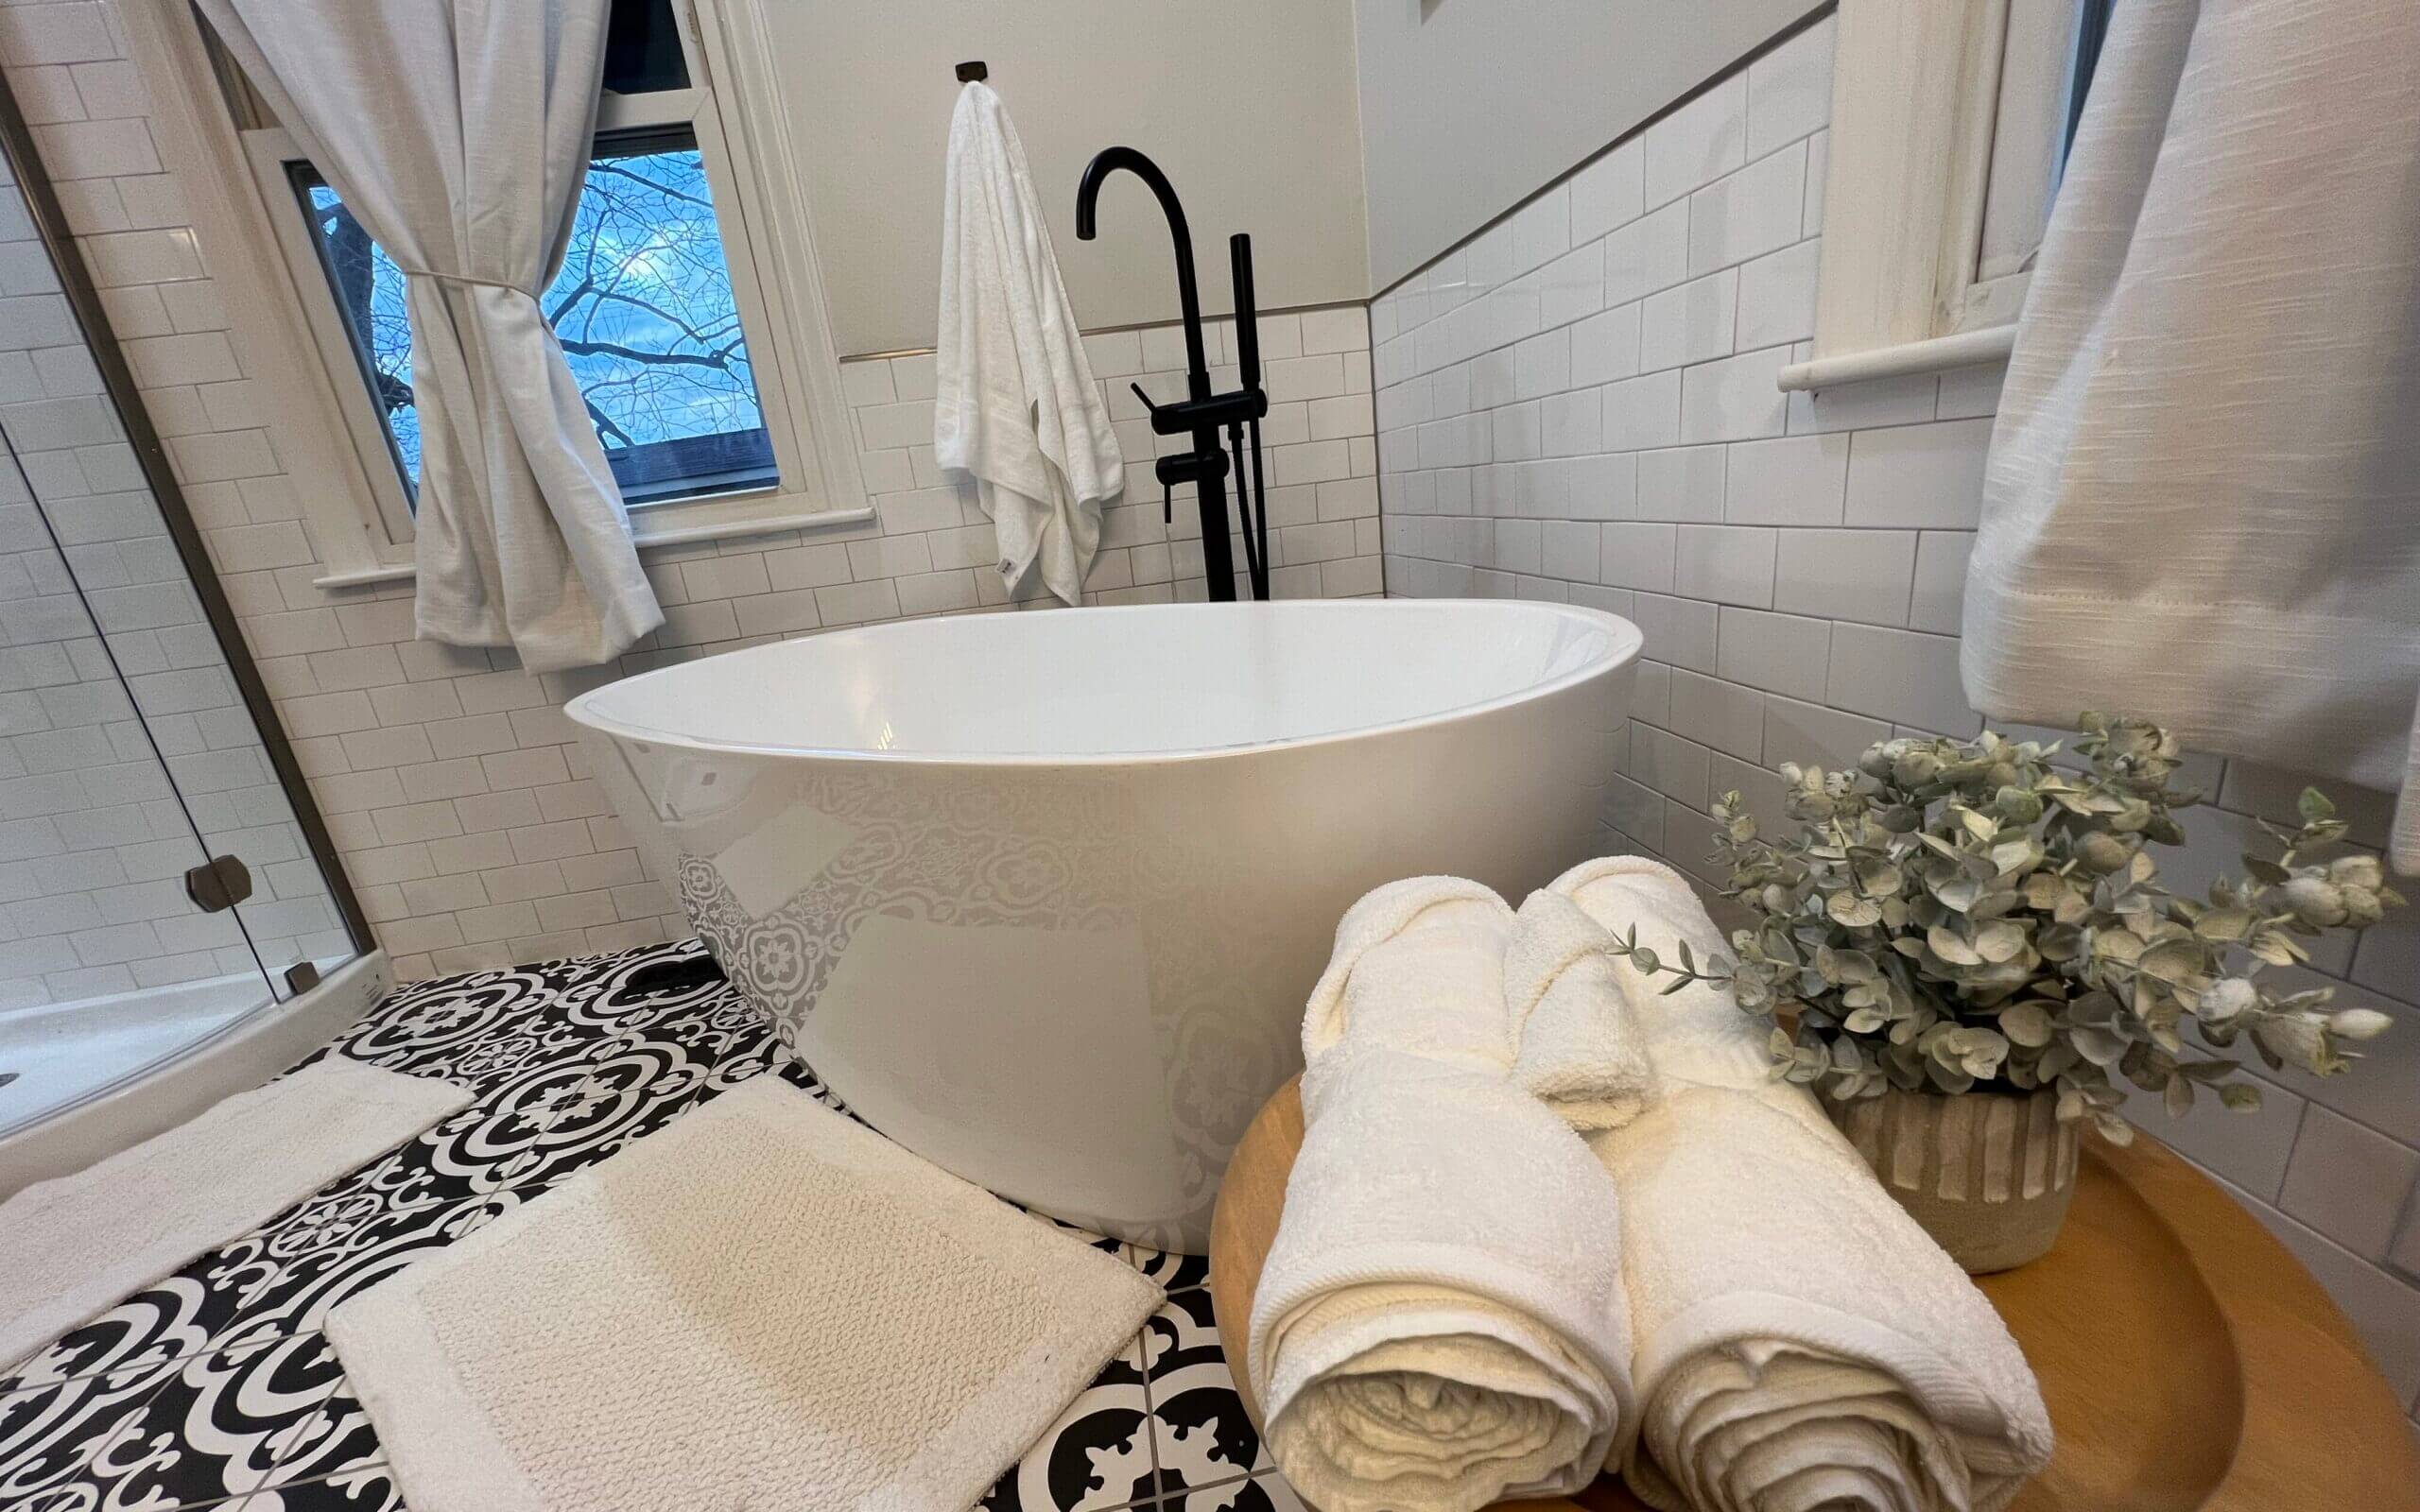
[1998,1002,2055,1048]
[1927,924,1982,966]
[1827,891,1883,927]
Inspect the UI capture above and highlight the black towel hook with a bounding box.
[956,60,987,82]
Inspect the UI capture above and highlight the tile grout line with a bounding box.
[1137,1291,1167,1512]
[250,1372,360,1510]
[232,1469,370,1512]
[1092,1468,1257,1512]
[43,1342,192,1507]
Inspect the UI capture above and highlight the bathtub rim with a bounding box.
[563,599,1641,768]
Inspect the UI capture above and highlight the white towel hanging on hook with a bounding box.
[933,78,1126,607]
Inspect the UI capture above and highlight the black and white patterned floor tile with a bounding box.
[1144,1288,1272,1496]
[1,938,1301,1512]
[1125,1246,1211,1295]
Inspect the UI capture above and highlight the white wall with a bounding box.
[0,6,1381,985]
[1353,0,1821,292]
[769,1,1369,356]
[1370,14,2420,1433]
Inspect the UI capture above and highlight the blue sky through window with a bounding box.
[300,129,774,506]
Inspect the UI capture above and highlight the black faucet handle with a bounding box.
[1149,447,1180,524]
[1129,382,1164,420]
[1153,448,1228,525]
[1230,233,1261,390]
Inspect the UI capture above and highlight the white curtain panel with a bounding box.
[197,0,663,672]
[1962,0,2420,873]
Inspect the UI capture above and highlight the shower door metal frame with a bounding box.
[0,72,374,962]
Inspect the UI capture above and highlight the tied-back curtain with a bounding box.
[1962,0,2420,874]
[197,0,664,673]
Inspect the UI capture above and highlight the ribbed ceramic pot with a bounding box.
[1829,1087,2080,1273]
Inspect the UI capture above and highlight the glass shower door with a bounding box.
[0,421,282,1134]
[0,135,360,1139]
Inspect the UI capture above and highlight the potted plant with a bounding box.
[1615,714,2403,1271]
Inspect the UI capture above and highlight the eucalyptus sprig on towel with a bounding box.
[1607,715,2403,1143]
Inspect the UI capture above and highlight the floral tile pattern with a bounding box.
[978,1338,1155,1512]
[59,1334,318,1510]
[1162,1473,1308,1512]
[1126,1246,1211,1294]
[225,1464,403,1512]
[1,938,1303,1512]
[0,1359,166,1510]
[1143,1288,1270,1497]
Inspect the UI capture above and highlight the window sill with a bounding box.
[310,502,878,590]
[1774,324,2015,393]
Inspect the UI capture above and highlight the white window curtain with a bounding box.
[196,0,663,673]
[1962,0,2420,873]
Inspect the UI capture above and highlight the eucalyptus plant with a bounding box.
[1611,715,2403,1143]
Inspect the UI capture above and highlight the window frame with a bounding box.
[122,0,869,588]
[1780,0,2093,391]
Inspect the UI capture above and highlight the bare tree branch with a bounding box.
[313,144,766,482]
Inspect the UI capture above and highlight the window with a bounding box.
[141,0,868,581]
[1966,0,2115,325]
[1785,0,2116,390]
[2062,0,2116,163]
[291,128,778,510]
[604,0,693,94]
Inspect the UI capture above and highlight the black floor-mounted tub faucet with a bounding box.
[1076,147,1270,601]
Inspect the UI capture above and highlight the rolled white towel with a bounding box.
[1251,876,1635,1512]
[1301,876,1519,1070]
[1503,888,1655,1130]
[1550,855,1773,1091]
[1547,856,2055,1512]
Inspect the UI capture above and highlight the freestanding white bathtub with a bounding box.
[567,600,1640,1249]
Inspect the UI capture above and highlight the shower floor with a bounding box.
[0,938,1294,1512]
[0,972,277,1137]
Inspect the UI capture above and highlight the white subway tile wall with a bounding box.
[0,7,1378,991]
[1373,14,2420,1423]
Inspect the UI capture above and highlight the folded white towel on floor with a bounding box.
[0,1058,469,1374]
[326,1076,1161,1512]
[1502,888,1655,1131]
[1548,856,2054,1512]
[1251,877,1635,1512]
[934,80,1125,606]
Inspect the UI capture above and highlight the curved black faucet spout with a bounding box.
[1075,146,1268,601]
[1076,147,1207,393]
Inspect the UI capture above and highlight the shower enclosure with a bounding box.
[0,77,375,1175]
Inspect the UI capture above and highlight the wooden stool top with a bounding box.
[1209,1078,2420,1511]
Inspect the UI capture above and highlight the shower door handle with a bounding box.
[185,853,254,913]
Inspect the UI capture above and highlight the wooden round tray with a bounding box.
[1210,1079,2420,1511]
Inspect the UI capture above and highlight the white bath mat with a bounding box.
[325,1075,1164,1512]
[0,1057,470,1370]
